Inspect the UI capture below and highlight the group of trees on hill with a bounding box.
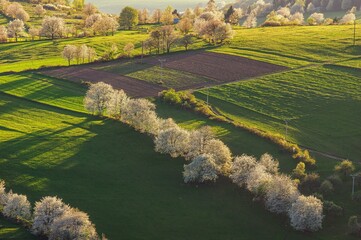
[233,0,361,13]
[0,0,120,42]
[0,180,102,239]
[83,82,326,232]
[262,4,357,26]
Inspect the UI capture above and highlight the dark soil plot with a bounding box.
[41,67,166,98]
[144,51,288,82]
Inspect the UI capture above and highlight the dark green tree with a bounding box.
[119,6,139,30]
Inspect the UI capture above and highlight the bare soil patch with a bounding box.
[144,51,288,82]
[41,67,166,98]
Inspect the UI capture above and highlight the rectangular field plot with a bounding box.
[144,51,288,82]
[41,67,165,98]
[93,61,151,75]
[126,66,216,89]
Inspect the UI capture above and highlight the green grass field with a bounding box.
[1,71,359,239]
[127,66,216,89]
[0,23,361,239]
[0,24,359,74]
[213,25,361,68]
[95,62,215,89]
[0,31,149,73]
[196,65,361,160]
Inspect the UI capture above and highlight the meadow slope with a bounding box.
[0,72,359,239]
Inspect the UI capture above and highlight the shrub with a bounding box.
[300,173,320,194]
[323,200,343,217]
[327,175,343,189]
[293,162,306,179]
[319,180,334,195]
[289,195,323,231]
[334,160,355,177]
[348,216,361,236]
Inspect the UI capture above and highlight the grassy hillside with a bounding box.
[0,24,359,73]
[195,65,361,160]
[0,31,149,73]
[1,72,358,239]
[214,25,360,68]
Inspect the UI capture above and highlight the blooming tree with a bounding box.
[32,196,70,236]
[84,82,114,115]
[183,154,219,183]
[3,192,31,220]
[289,195,323,231]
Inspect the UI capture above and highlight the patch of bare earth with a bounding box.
[41,67,166,98]
[144,51,288,82]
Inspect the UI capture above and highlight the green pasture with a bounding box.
[196,65,361,160]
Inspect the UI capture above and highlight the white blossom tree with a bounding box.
[186,126,214,160]
[229,154,257,187]
[0,25,8,42]
[15,8,30,22]
[29,27,40,41]
[49,208,98,240]
[259,153,279,174]
[203,139,232,175]
[307,12,324,25]
[3,192,31,220]
[243,13,257,28]
[32,196,70,236]
[123,42,134,57]
[84,82,114,115]
[106,89,129,119]
[340,12,356,24]
[155,126,190,157]
[246,164,273,196]
[289,195,323,231]
[265,174,300,214]
[121,99,159,134]
[157,118,178,133]
[178,17,193,35]
[35,4,46,17]
[40,16,65,39]
[8,19,25,42]
[62,45,77,66]
[183,154,219,183]
[0,180,8,206]
[83,3,97,16]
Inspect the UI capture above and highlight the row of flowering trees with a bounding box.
[0,180,101,239]
[84,82,324,232]
[263,6,358,26]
